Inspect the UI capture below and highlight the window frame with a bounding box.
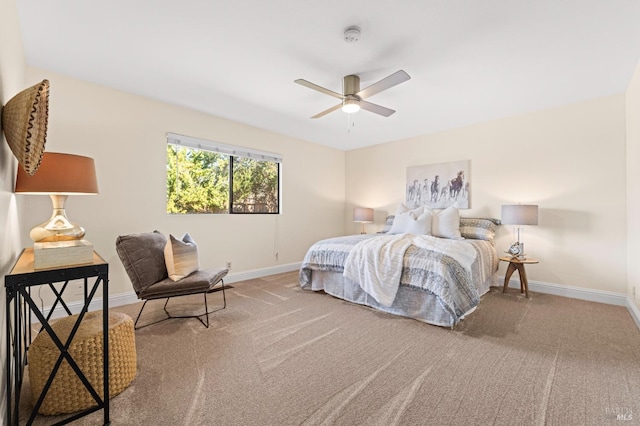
[166,133,281,215]
[229,155,280,215]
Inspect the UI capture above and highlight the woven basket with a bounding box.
[1,79,49,175]
[28,311,137,416]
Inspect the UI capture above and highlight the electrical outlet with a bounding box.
[74,283,83,296]
[226,261,232,270]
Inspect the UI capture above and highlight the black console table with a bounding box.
[4,248,110,425]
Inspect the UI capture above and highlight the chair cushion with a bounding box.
[139,268,229,299]
[164,233,200,281]
[115,231,168,295]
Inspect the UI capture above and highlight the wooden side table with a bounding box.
[499,256,539,298]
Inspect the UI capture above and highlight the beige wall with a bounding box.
[21,67,346,297]
[0,0,26,420]
[626,62,640,309]
[346,95,628,293]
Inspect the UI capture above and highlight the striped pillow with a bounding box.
[379,215,395,233]
[459,218,500,241]
[164,233,200,281]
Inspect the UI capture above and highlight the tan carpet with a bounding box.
[20,271,640,425]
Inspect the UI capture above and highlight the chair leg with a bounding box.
[134,299,172,330]
[165,280,227,328]
[197,279,226,328]
[203,292,210,328]
[163,298,172,317]
[134,300,149,329]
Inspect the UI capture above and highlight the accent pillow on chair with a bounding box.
[164,233,200,281]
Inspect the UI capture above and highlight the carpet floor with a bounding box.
[20,271,640,425]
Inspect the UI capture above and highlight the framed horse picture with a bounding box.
[406,160,470,209]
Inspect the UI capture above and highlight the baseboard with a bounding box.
[38,262,302,320]
[503,276,640,331]
[503,276,628,306]
[38,290,139,321]
[224,261,301,284]
[627,297,640,330]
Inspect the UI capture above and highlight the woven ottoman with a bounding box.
[28,310,137,416]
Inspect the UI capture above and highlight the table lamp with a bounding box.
[353,207,374,234]
[15,152,98,242]
[501,204,538,259]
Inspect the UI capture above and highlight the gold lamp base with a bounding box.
[30,194,86,243]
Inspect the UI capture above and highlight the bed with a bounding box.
[299,216,500,328]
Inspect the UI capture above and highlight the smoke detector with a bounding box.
[344,26,361,43]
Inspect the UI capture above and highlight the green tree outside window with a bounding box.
[167,144,279,214]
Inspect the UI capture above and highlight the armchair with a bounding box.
[115,231,228,329]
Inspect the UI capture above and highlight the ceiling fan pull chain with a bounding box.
[347,113,355,133]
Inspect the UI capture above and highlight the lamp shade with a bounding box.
[501,204,538,225]
[15,152,98,195]
[353,207,374,223]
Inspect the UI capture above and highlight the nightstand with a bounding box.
[499,256,539,298]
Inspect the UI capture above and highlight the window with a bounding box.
[166,133,281,214]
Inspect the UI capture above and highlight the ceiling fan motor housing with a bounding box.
[343,75,360,96]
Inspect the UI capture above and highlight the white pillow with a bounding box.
[432,206,463,240]
[164,233,200,281]
[405,210,433,235]
[389,206,433,235]
[388,210,414,234]
[389,203,421,234]
[396,203,424,216]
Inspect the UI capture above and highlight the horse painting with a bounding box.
[406,160,470,209]
[430,176,440,203]
[450,171,464,200]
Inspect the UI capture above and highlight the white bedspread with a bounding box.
[343,233,477,307]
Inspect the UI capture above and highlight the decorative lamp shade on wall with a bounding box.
[15,152,98,242]
[353,207,374,234]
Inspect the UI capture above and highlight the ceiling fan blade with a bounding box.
[311,103,343,119]
[294,79,344,100]
[356,70,411,99]
[359,100,395,117]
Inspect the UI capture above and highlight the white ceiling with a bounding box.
[15,0,640,151]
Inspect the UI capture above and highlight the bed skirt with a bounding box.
[302,270,497,328]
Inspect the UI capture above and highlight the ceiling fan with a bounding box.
[294,70,411,119]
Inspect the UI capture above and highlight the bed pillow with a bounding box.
[396,203,424,216]
[406,211,433,235]
[164,232,200,281]
[379,215,395,233]
[389,204,426,234]
[459,218,499,241]
[432,206,463,240]
[388,211,413,234]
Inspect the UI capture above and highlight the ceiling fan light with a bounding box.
[342,99,360,113]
